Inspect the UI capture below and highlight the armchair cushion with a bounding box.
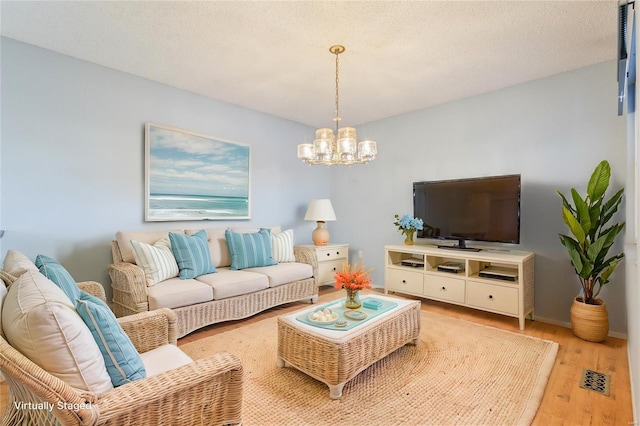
[130,238,179,286]
[225,228,277,270]
[169,230,217,279]
[77,292,146,387]
[139,344,193,377]
[1,270,113,393]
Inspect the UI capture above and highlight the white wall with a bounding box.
[0,37,329,302]
[331,61,629,335]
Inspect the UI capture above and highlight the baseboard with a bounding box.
[534,316,628,340]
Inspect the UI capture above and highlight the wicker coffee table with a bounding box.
[277,294,421,399]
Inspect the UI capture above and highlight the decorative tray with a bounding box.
[343,310,367,321]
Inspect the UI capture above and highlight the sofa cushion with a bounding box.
[147,277,214,310]
[116,229,184,264]
[196,269,269,300]
[247,262,313,288]
[130,238,179,286]
[35,254,82,302]
[225,229,277,270]
[139,344,193,377]
[169,230,217,279]
[3,249,38,276]
[76,292,146,387]
[1,270,113,394]
[271,229,295,263]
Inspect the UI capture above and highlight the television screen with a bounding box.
[413,174,521,249]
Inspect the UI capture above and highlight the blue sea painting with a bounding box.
[146,124,250,220]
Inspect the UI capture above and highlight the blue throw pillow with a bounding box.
[76,291,146,387]
[168,230,217,279]
[225,228,277,270]
[35,254,81,303]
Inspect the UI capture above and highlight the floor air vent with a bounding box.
[580,369,611,396]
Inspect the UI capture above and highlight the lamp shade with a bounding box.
[304,199,337,222]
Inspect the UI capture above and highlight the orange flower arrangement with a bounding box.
[334,262,373,291]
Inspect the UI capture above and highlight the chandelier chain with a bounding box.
[334,48,340,127]
[296,44,377,166]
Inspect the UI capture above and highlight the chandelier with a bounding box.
[297,45,377,166]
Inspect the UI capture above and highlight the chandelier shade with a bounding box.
[298,45,377,166]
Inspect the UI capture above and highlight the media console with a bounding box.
[384,244,534,330]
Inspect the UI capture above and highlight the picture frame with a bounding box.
[145,122,251,221]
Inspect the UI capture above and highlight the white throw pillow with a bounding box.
[3,249,38,276]
[1,270,113,394]
[271,229,295,263]
[130,238,180,286]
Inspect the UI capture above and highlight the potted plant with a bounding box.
[557,160,625,342]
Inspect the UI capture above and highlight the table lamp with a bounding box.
[304,199,337,246]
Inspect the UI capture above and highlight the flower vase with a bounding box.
[344,289,362,309]
[403,230,415,245]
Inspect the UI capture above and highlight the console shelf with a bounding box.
[384,244,534,330]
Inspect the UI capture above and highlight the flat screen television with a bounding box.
[413,174,521,251]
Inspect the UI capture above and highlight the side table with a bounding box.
[299,244,349,286]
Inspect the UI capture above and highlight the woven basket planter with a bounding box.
[570,297,609,342]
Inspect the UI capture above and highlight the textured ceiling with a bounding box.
[1,1,619,128]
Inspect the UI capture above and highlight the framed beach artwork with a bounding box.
[145,123,250,221]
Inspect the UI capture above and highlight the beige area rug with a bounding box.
[181,310,558,426]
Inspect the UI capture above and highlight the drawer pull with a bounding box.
[402,280,406,284]
[332,267,337,272]
[326,253,330,257]
[488,295,493,300]
[441,286,446,291]
[336,251,340,255]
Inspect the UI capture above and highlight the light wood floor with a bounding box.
[180,287,634,425]
[1,287,634,425]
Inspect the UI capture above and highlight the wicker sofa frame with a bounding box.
[109,242,319,338]
[1,281,243,426]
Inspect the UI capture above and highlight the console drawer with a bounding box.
[424,274,465,303]
[467,281,518,315]
[386,269,423,294]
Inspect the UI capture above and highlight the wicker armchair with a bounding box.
[0,282,243,426]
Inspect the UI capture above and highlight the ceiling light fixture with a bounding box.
[297,45,377,166]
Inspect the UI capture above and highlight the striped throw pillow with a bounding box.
[76,291,146,387]
[225,228,278,270]
[130,238,179,286]
[35,255,82,302]
[168,230,216,279]
[271,229,295,262]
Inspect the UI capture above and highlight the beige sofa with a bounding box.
[108,226,318,338]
